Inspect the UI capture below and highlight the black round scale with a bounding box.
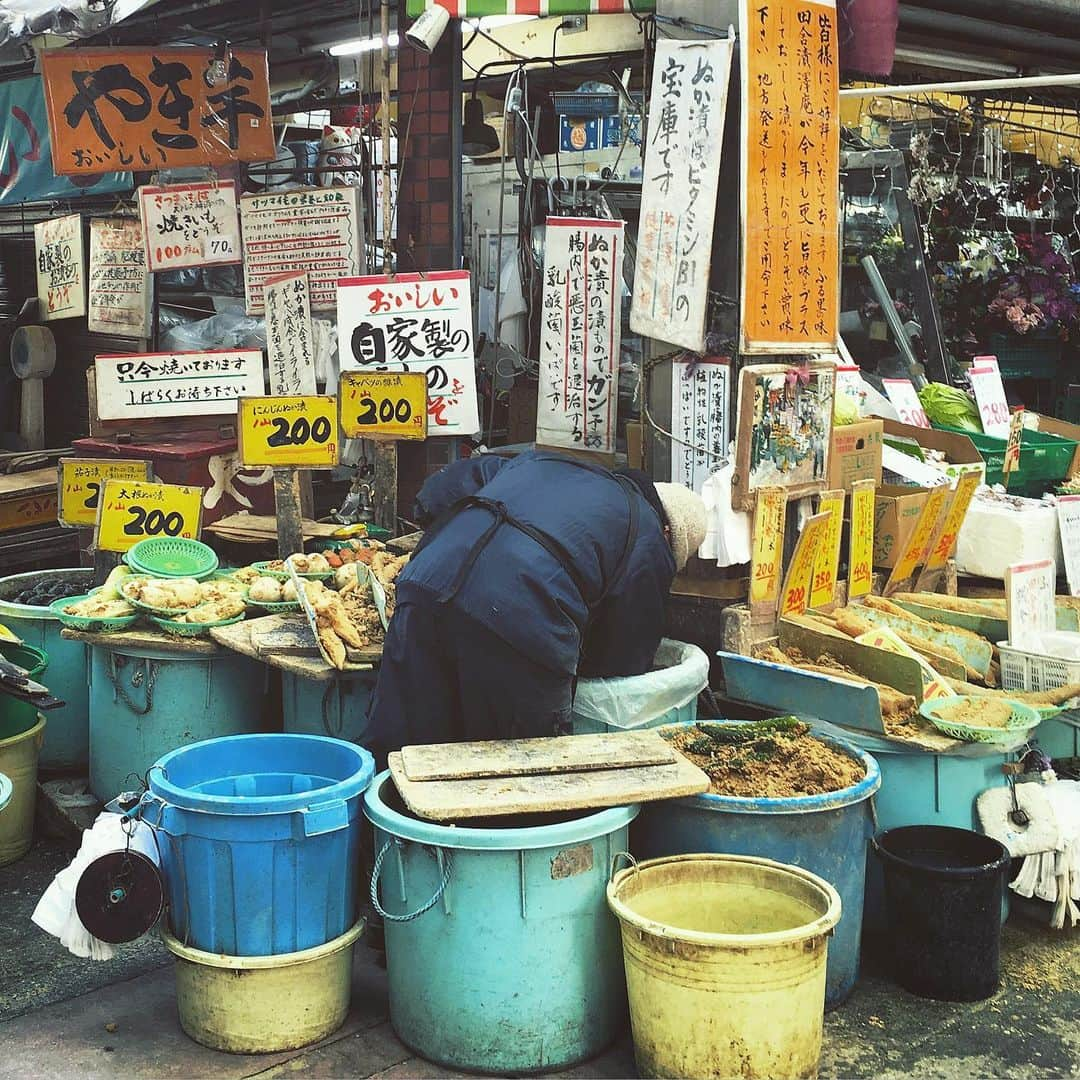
[75,850,164,944]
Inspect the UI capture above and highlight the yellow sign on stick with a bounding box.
[848,479,876,601]
[238,396,339,468]
[884,484,949,595]
[779,511,830,619]
[809,490,845,611]
[749,487,787,615]
[95,479,203,553]
[58,458,153,528]
[915,471,981,591]
[339,371,428,440]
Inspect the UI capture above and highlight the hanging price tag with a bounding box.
[809,490,845,611]
[884,483,949,594]
[779,512,830,619]
[339,371,428,440]
[238,396,339,468]
[882,379,930,428]
[749,487,787,615]
[847,479,876,601]
[1003,409,1025,478]
[915,471,981,591]
[95,480,203,553]
[57,458,153,528]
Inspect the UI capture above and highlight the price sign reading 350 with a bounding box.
[95,480,203,553]
[340,371,428,441]
[238,396,339,468]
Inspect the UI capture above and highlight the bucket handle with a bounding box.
[609,851,639,884]
[370,839,452,923]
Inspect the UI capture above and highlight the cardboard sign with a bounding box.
[238,396,339,468]
[739,0,839,353]
[339,371,428,441]
[779,511,830,619]
[1003,408,1025,477]
[265,272,316,397]
[242,187,364,314]
[536,217,624,457]
[138,181,241,271]
[41,46,274,175]
[970,362,1011,438]
[749,487,787,614]
[1006,559,1057,651]
[338,271,480,437]
[95,479,203,553]
[882,379,930,428]
[631,37,733,351]
[848,478,876,600]
[35,213,85,321]
[671,357,731,494]
[809,490,845,611]
[884,483,949,594]
[914,470,981,591]
[94,349,266,420]
[87,218,150,337]
[58,458,153,528]
[1057,495,1080,597]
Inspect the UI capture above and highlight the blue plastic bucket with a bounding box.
[146,733,375,957]
[634,723,880,1008]
[364,772,637,1074]
[88,644,270,803]
[281,671,375,742]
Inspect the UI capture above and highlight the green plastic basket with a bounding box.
[986,332,1063,380]
[936,424,1078,495]
[118,577,198,617]
[251,560,334,582]
[151,611,246,638]
[128,538,219,579]
[246,598,302,614]
[920,695,1040,744]
[49,594,139,633]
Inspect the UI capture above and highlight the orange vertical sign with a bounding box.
[739,0,840,353]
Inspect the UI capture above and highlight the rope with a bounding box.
[370,840,452,923]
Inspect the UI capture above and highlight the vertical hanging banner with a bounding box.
[138,181,242,272]
[671,357,731,493]
[536,217,624,457]
[631,36,733,352]
[740,0,840,353]
[241,187,364,314]
[40,47,274,175]
[337,271,480,437]
[265,272,317,396]
[87,219,150,338]
[35,214,85,321]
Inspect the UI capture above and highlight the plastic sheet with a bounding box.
[0,1,153,48]
[572,639,709,730]
[805,714,1030,759]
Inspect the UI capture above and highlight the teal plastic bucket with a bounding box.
[281,671,375,742]
[0,569,94,769]
[364,772,637,1074]
[0,642,48,741]
[88,644,270,802]
[1035,714,1079,761]
[633,723,880,1009]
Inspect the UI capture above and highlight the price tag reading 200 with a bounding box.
[95,480,203,553]
[238,396,339,468]
[339,371,428,441]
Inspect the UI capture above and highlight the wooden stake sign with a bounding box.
[847,479,875,601]
[809,489,845,611]
[778,511,830,619]
[749,487,787,616]
[58,458,153,529]
[883,483,949,596]
[914,471,981,592]
[95,479,202,553]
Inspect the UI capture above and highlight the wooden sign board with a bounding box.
[87,218,150,337]
[58,458,153,528]
[95,479,203,553]
[34,213,85,321]
[1003,408,1025,478]
[238,396,339,468]
[339,371,428,441]
[138,181,241,272]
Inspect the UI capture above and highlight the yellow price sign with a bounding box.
[809,490,845,611]
[95,479,203,553]
[238,396,339,468]
[915,471,981,591]
[847,479,876,601]
[885,484,948,594]
[57,458,153,528]
[1003,409,1025,478]
[0,492,57,534]
[779,511,830,619]
[749,488,787,613]
[339,370,428,440]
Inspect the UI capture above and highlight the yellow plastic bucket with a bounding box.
[162,918,365,1054]
[608,854,841,1080]
[0,714,45,866]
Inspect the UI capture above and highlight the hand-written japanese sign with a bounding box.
[35,214,85,321]
[914,470,980,591]
[238,396,339,468]
[242,187,364,314]
[138,181,241,272]
[970,357,1011,439]
[671,357,731,494]
[882,378,929,428]
[884,483,948,595]
[41,47,274,175]
[1003,408,1025,477]
[338,270,480,437]
[847,478,875,600]
[749,487,787,614]
[94,349,266,421]
[779,511,830,618]
[809,488,844,610]
[265,272,316,396]
[536,217,624,457]
[1006,558,1057,651]
[88,219,150,337]
[1056,495,1080,597]
[740,0,840,353]
[339,371,428,441]
[631,37,733,352]
[57,458,153,528]
[95,479,203,553]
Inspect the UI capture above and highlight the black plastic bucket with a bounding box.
[874,825,1009,1002]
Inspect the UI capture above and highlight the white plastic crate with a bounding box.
[998,641,1080,693]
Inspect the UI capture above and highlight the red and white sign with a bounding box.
[969,357,1010,438]
[882,378,930,428]
[138,181,241,272]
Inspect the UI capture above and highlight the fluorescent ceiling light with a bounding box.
[465,15,538,30]
[330,32,399,56]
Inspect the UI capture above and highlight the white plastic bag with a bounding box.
[572,639,709,731]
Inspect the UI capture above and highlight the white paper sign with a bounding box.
[882,378,930,428]
[536,217,624,456]
[631,38,732,353]
[1006,558,1057,651]
[35,213,85,321]
[1058,495,1080,597]
[88,219,150,338]
[242,187,364,314]
[372,135,398,242]
[970,362,1010,438]
[337,270,479,436]
[94,350,266,420]
[671,357,730,493]
[265,272,316,396]
[138,181,241,272]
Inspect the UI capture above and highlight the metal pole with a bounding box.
[841,72,1080,98]
[380,0,393,276]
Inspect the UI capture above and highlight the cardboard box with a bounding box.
[828,419,883,491]
[879,419,986,488]
[1032,413,1080,479]
[873,484,930,568]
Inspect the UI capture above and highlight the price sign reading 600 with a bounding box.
[238,396,339,468]
[339,371,428,441]
[95,480,203,553]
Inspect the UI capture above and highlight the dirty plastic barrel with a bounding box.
[0,715,45,865]
[0,642,47,741]
[281,670,374,743]
[608,853,841,1080]
[875,825,1009,1002]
